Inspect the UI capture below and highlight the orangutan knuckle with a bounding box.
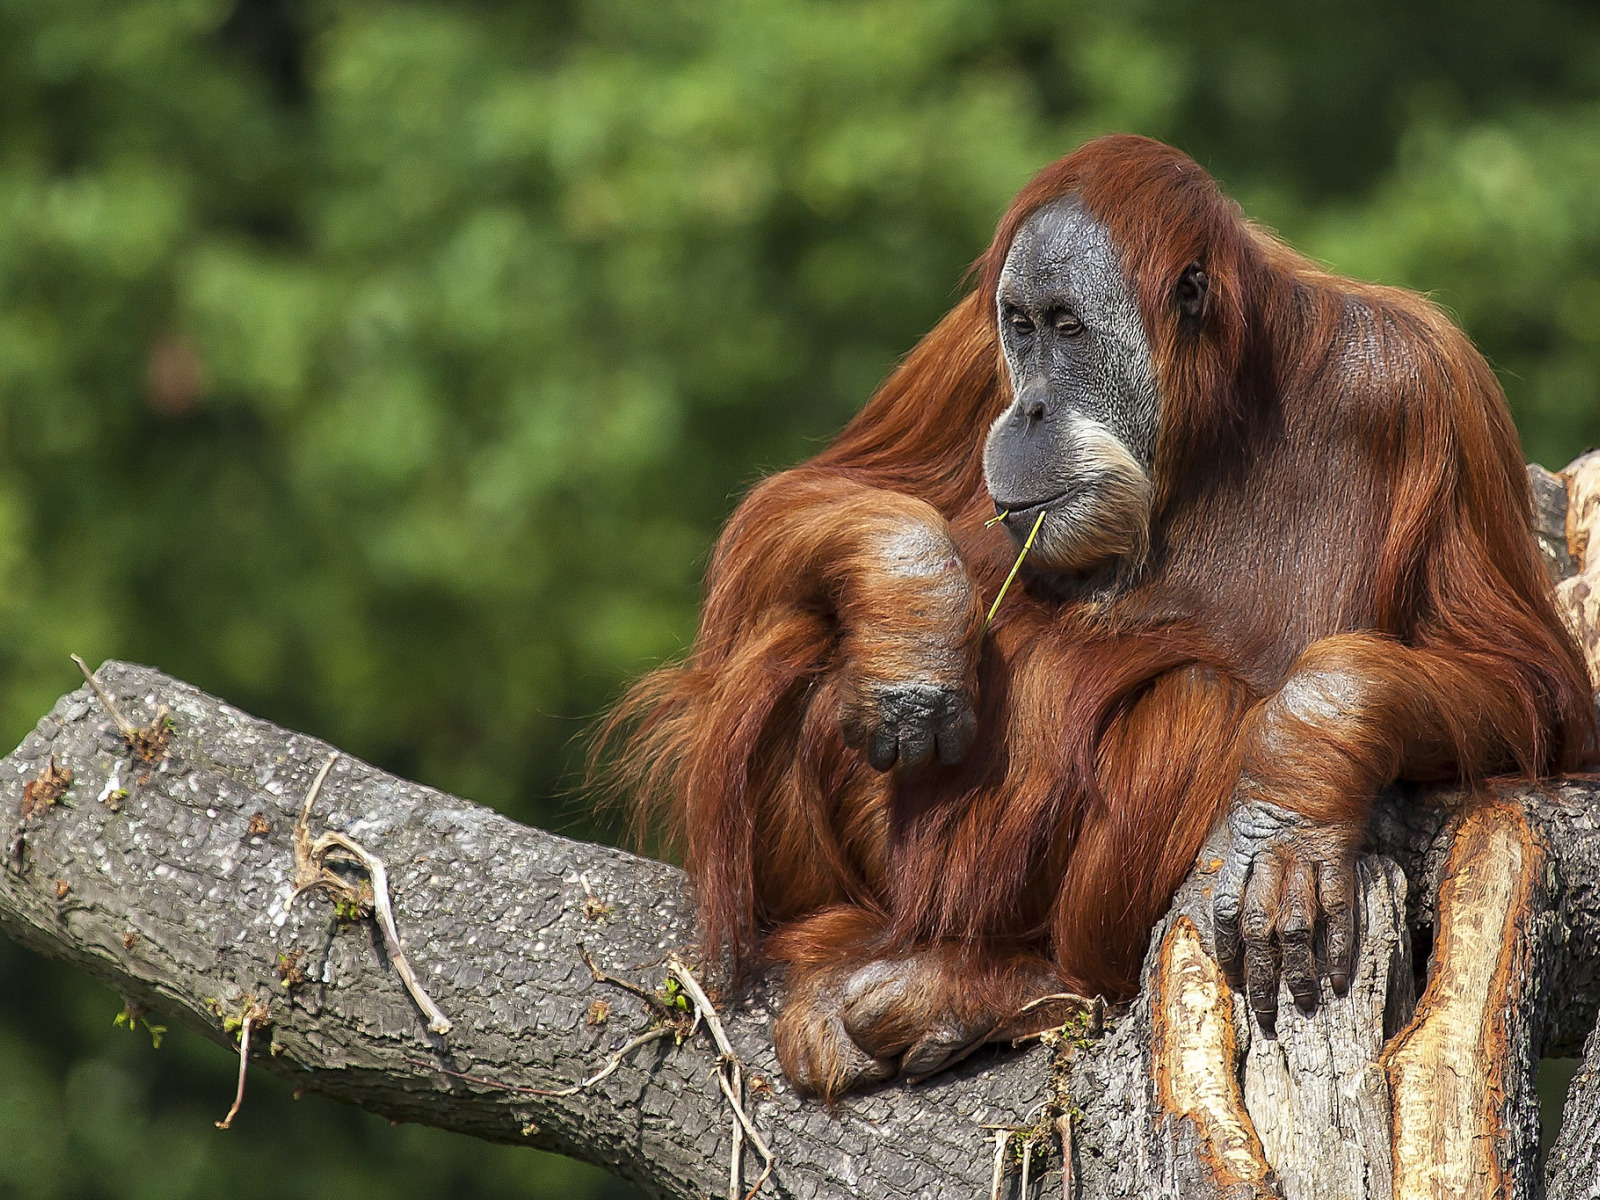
[1240,907,1276,942]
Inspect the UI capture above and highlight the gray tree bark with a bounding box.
[2,661,1598,1200]
[1547,1019,1600,1198]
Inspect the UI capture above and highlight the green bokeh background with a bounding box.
[1,1,1598,1195]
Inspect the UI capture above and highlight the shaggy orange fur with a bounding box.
[599,135,1596,1095]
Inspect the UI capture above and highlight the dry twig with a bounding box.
[399,939,711,1103]
[577,943,681,1025]
[990,1129,1010,1200]
[73,654,172,762]
[315,830,451,1034]
[523,1028,676,1097]
[215,1014,255,1130]
[405,1027,676,1101]
[290,752,337,889]
[1056,1112,1074,1200]
[401,1055,557,1095]
[214,999,270,1130]
[288,752,452,1035]
[667,956,774,1200]
[982,508,1047,635]
[72,654,137,738]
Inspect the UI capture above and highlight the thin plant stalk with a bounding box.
[983,509,1048,635]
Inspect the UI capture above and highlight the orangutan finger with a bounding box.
[898,719,935,771]
[935,701,977,765]
[900,1023,989,1081]
[1212,842,1253,983]
[1241,850,1285,1032]
[1278,857,1319,1012]
[1318,854,1357,996]
[867,725,898,771]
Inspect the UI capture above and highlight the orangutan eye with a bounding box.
[1054,310,1084,336]
[1008,310,1035,338]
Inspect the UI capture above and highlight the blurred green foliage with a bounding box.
[0,0,1598,1195]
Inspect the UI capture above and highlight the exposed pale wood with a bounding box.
[1383,804,1543,1199]
[1556,452,1600,687]
[1151,917,1273,1189]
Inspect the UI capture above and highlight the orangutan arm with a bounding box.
[1213,632,1540,1026]
[701,469,984,770]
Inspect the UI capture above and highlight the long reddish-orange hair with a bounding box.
[597,135,1596,985]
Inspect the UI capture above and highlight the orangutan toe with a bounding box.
[774,971,895,1100]
[839,955,990,1072]
[900,1023,988,1080]
[838,958,920,1057]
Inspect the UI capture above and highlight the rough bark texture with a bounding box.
[1,663,1062,1199]
[1547,1017,1600,1198]
[3,663,1600,1200]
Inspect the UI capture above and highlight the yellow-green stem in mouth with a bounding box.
[983,508,1047,636]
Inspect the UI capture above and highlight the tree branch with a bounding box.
[3,663,1599,1198]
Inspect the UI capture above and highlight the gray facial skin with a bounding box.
[982,198,1161,573]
